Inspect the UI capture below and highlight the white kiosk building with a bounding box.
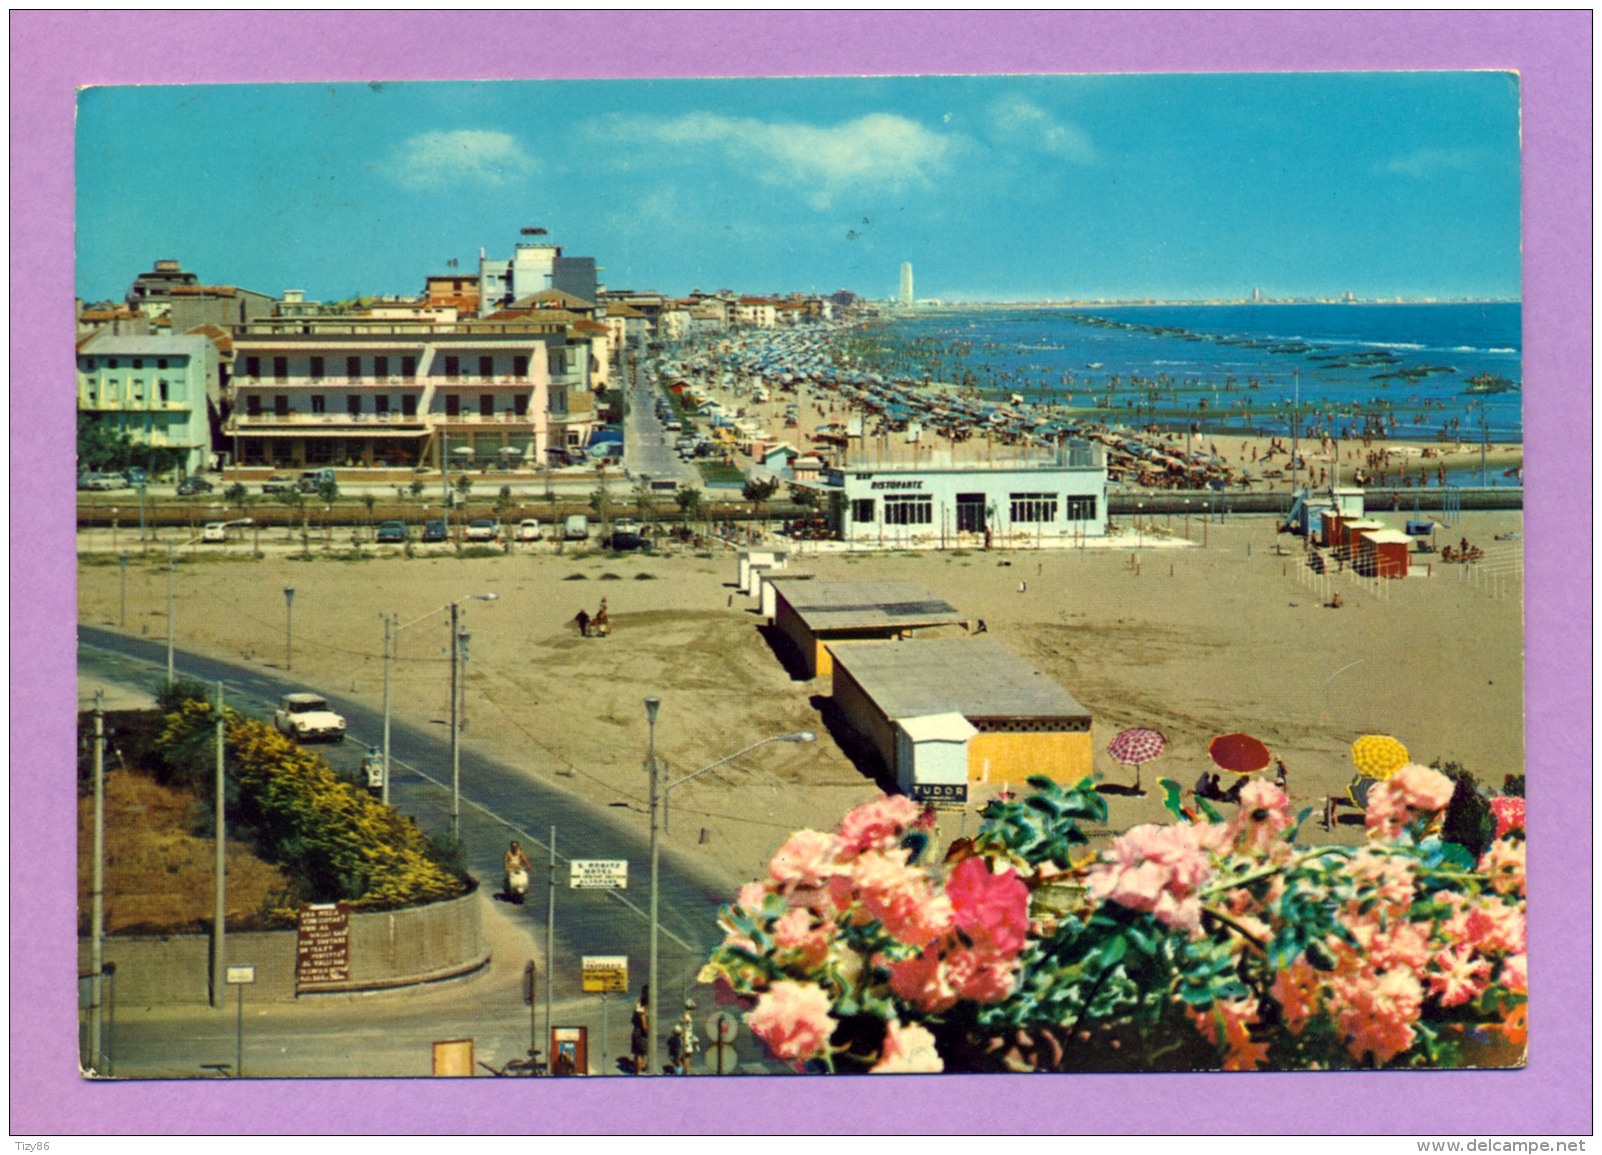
[821,440,1108,549]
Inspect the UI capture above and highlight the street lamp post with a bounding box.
[166,520,254,684]
[118,553,128,628]
[452,614,470,840]
[283,586,296,673]
[641,697,815,1076]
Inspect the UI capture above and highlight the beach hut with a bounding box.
[828,637,1094,788]
[1356,528,1412,578]
[1337,518,1384,561]
[768,579,966,679]
[1319,508,1346,549]
[737,548,789,594]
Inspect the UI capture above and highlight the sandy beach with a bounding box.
[77,504,1524,897]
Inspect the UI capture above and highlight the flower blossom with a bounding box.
[745,981,837,1063]
[850,848,953,948]
[834,795,923,859]
[1085,823,1215,932]
[886,943,1019,1013]
[1490,795,1525,839]
[1337,967,1424,1065]
[772,908,834,969]
[870,1020,944,1074]
[1478,837,1526,898]
[1229,780,1292,851]
[1365,763,1455,840]
[946,856,1030,955]
[1427,945,1493,1008]
[1191,996,1271,1071]
[768,829,840,890]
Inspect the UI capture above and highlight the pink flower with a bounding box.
[1231,780,1292,850]
[851,848,953,948]
[745,981,837,1063]
[1500,953,1528,994]
[772,908,833,970]
[1428,945,1493,1008]
[1347,849,1418,912]
[769,829,840,890]
[735,881,770,912]
[885,943,1018,1013]
[1478,837,1526,898]
[1490,795,1525,839]
[1191,996,1271,1071]
[835,795,922,859]
[1445,895,1527,956]
[1338,967,1424,1065]
[886,947,959,1014]
[1391,762,1456,811]
[871,1020,944,1074]
[946,856,1030,956]
[1085,823,1214,931]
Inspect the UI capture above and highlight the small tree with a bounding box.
[589,471,613,529]
[632,483,655,528]
[408,478,426,499]
[362,493,377,529]
[742,477,781,530]
[494,485,515,518]
[674,484,703,538]
[315,476,340,504]
[789,484,819,512]
[454,474,474,499]
[224,482,250,513]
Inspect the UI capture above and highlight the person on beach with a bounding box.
[574,608,590,637]
[1195,771,1225,801]
[630,986,651,1075]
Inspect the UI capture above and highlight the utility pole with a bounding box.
[449,601,460,839]
[644,696,661,1076]
[545,825,556,1070]
[380,612,394,805]
[166,545,176,685]
[213,681,227,1009]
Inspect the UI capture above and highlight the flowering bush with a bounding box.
[157,701,468,920]
[702,763,1525,1074]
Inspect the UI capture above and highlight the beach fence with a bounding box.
[1293,551,1393,604]
[1453,542,1523,603]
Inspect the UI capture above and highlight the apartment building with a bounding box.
[76,332,219,476]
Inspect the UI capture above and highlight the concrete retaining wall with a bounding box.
[78,887,488,1006]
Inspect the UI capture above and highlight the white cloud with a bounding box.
[1381,147,1486,178]
[596,112,957,209]
[986,96,1096,163]
[382,130,535,191]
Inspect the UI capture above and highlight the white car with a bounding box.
[465,518,500,542]
[274,693,347,743]
[201,521,229,543]
[516,518,542,542]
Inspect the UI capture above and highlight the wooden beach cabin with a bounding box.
[828,637,1095,789]
[768,579,966,679]
[1355,527,1413,578]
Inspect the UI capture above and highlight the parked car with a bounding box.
[375,520,408,544]
[665,420,683,431]
[612,518,641,535]
[273,693,346,743]
[422,518,448,543]
[564,514,590,541]
[123,466,148,486]
[261,474,295,494]
[297,468,337,493]
[76,473,123,491]
[465,518,500,542]
[176,476,214,496]
[516,518,542,542]
[200,521,230,543]
[601,531,651,552]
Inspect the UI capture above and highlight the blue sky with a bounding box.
[76,72,1521,304]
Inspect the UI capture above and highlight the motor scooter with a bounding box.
[506,866,530,904]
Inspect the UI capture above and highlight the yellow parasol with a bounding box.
[1350,734,1409,780]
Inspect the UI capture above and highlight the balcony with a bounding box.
[233,376,419,390]
[232,411,427,428]
[435,412,536,425]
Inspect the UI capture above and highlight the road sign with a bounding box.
[706,1011,739,1043]
[703,1039,740,1075]
[225,965,256,985]
[569,859,629,889]
[296,903,350,987]
[581,955,629,993]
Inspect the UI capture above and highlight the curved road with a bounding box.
[79,624,743,1058]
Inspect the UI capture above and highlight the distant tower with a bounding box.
[1252,287,1262,303]
[899,262,914,306]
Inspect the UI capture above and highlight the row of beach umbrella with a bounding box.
[1106,726,1410,795]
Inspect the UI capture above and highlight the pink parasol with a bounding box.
[1209,732,1273,776]
[1107,727,1167,793]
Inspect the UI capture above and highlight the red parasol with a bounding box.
[1107,727,1167,793]
[1209,732,1273,776]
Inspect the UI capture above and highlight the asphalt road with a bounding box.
[622,360,692,488]
[78,626,772,1078]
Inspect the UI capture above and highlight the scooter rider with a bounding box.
[504,840,533,904]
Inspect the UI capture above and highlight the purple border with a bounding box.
[14,12,1589,1136]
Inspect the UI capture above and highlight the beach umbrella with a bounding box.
[1208,732,1272,776]
[1107,726,1167,793]
[1350,734,1409,780]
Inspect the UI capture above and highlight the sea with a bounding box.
[872,302,1522,446]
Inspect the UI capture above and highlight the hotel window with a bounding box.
[479,355,494,378]
[310,395,326,414]
[1064,495,1098,521]
[480,394,494,418]
[108,359,118,368]
[1010,492,1059,523]
[273,395,289,417]
[157,358,169,369]
[401,395,418,418]
[244,356,259,377]
[513,355,529,377]
[550,350,568,375]
[401,355,417,378]
[273,356,288,379]
[884,494,933,525]
[246,395,262,417]
[347,395,362,417]
[444,356,460,379]
[158,380,170,403]
[133,359,144,369]
[310,356,325,379]
[445,394,461,417]
[346,356,362,379]
[374,394,390,415]
[513,395,529,417]
[851,498,876,523]
[374,355,389,378]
